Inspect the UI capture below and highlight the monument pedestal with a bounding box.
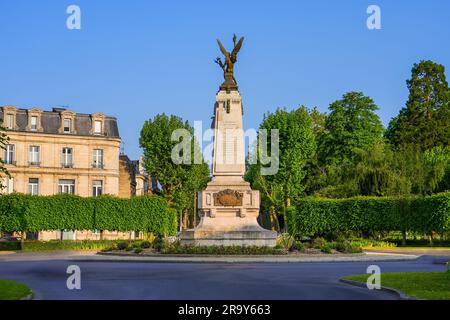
[181,178,276,246]
[180,88,277,247]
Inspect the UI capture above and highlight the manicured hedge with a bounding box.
[287,193,450,237]
[0,194,177,236]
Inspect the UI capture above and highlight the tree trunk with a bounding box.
[269,206,280,232]
[401,230,407,246]
[283,197,291,234]
[179,210,183,232]
[428,233,434,246]
[193,193,197,227]
[183,209,189,230]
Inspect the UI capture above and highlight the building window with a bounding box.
[5,114,14,129]
[4,144,15,165]
[2,177,14,194]
[28,178,39,195]
[63,119,71,133]
[61,147,73,168]
[92,180,103,196]
[58,179,75,194]
[29,146,40,166]
[30,116,38,131]
[94,120,102,134]
[93,149,104,168]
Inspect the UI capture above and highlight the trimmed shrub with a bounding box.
[312,237,327,249]
[117,241,129,250]
[294,241,307,252]
[0,193,177,237]
[140,241,151,249]
[320,245,332,254]
[21,240,122,252]
[287,193,450,237]
[0,241,21,251]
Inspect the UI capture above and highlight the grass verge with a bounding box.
[343,271,450,300]
[0,280,32,300]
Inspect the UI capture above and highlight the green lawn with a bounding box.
[0,280,32,300]
[343,272,450,300]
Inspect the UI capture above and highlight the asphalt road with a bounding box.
[0,254,447,300]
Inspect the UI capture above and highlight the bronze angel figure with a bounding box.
[215,34,244,89]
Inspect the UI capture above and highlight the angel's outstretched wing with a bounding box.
[217,39,228,57]
[231,37,244,62]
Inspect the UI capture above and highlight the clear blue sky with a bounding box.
[1,0,449,159]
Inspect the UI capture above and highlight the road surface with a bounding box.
[0,253,446,299]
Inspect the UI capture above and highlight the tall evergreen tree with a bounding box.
[386,60,450,149]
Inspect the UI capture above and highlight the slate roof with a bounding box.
[0,107,120,138]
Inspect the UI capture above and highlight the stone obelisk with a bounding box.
[180,36,277,247]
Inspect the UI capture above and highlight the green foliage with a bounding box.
[320,244,332,254]
[275,233,295,251]
[343,272,450,300]
[315,143,450,198]
[294,241,307,252]
[348,239,397,248]
[117,241,129,250]
[333,240,362,253]
[139,113,210,210]
[319,92,384,166]
[386,60,450,149]
[161,244,286,255]
[0,280,32,300]
[246,106,316,231]
[287,193,450,237]
[140,240,151,249]
[134,247,143,254]
[311,237,327,248]
[0,241,21,251]
[21,240,124,252]
[0,194,177,236]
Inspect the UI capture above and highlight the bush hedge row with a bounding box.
[0,194,177,236]
[287,193,450,237]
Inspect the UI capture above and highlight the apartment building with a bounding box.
[0,106,148,240]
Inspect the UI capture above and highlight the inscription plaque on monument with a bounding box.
[213,189,243,207]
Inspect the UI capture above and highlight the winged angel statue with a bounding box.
[215,34,244,91]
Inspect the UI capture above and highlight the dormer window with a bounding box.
[94,120,102,134]
[63,119,71,133]
[90,113,105,136]
[5,114,14,129]
[30,116,38,131]
[26,108,43,132]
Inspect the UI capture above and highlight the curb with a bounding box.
[339,279,414,300]
[66,251,420,263]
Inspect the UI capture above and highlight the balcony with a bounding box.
[28,161,41,167]
[61,162,74,169]
[4,160,16,166]
[92,163,104,169]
